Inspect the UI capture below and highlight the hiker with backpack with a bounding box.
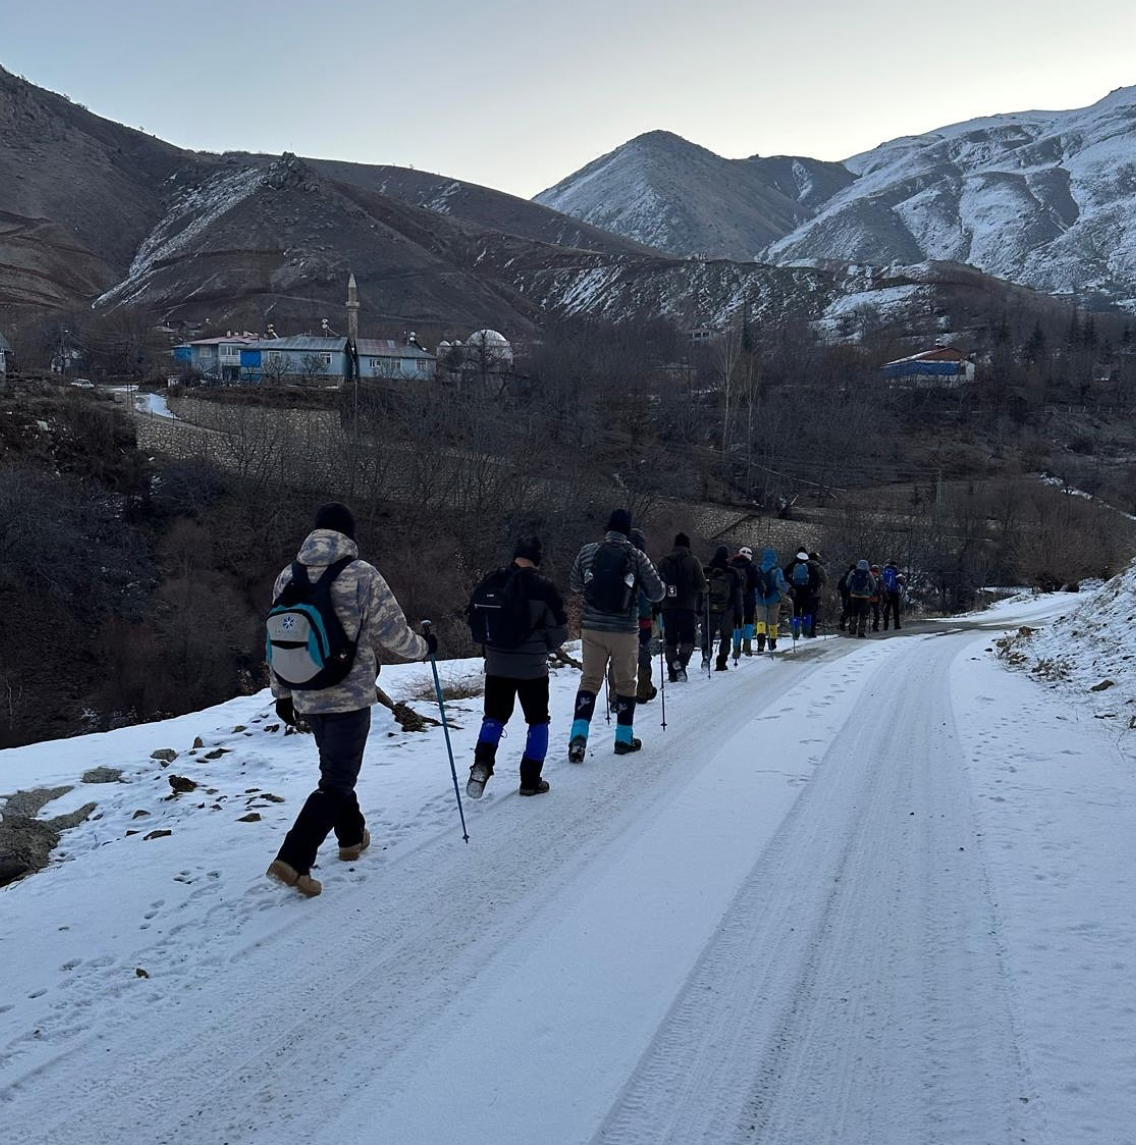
[265,503,433,897]
[753,548,788,653]
[630,529,659,704]
[836,563,856,631]
[567,510,665,761]
[881,560,905,631]
[846,559,876,638]
[785,550,819,640]
[806,552,828,637]
[657,532,707,683]
[702,544,743,672]
[869,564,884,632]
[465,535,569,800]
[728,547,760,658]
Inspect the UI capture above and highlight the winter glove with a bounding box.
[422,629,439,657]
[275,697,298,728]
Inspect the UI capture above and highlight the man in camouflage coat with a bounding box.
[267,502,432,897]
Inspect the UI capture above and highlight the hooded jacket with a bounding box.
[569,531,665,634]
[269,529,428,715]
[754,548,788,606]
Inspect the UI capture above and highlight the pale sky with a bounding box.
[4,0,1135,198]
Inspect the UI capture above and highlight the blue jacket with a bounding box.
[754,548,787,606]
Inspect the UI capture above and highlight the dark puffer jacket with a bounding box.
[656,544,708,611]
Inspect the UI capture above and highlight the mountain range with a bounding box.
[536,87,1136,310]
[0,62,1118,342]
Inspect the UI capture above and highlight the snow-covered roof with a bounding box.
[188,336,261,347]
[467,329,511,348]
[885,347,970,366]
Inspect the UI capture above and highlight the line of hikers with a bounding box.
[836,559,907,637]
[261,502,905,896]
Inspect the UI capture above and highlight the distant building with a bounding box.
[0,329,9,378]
[688,326,716,344]
[171,276,436,385]
[173,335,261,382]
[882,346,975,386]
[438,329,514,381]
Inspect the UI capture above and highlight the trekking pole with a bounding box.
[421,622,469,844]
[657,628,667,731]
[704,598,712,680]
[605,671,612,725]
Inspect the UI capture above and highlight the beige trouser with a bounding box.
[581,629,638,697]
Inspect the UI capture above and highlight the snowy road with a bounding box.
[3,600,1135,1144]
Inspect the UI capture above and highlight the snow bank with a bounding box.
[995,559,1136,726]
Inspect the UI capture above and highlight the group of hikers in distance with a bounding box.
[261,502,906,897]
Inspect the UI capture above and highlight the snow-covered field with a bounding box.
[2,581,1135,1144]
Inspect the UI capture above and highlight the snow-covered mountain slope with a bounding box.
[538,88,1136,307]
[2,589,1135,1144]
[535,130,854,259]
[770,86,1136,306]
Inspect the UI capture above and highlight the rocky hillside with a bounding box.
[536,87,1136,310]
[0,65,1092,338]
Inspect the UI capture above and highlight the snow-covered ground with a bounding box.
[2,580,1135,1144]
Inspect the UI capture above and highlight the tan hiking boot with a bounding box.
[266,859,322,897]
[338,828,371,862]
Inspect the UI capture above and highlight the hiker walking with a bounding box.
[785,550,819,640]
[805,552,828,637]
[702,544,743,671]
[846,559,876,638]
[836,563,856,631]
[869,564,883,632]
[657,531,707,682]
[753,548,788,653]
[567,510,665,760]
[881,560,905,631]
[466,535,569,800]
[729,546,760,657]
[630,529,659,703]
[265,503,433,897]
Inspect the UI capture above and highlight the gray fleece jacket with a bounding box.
[569,531,665,634]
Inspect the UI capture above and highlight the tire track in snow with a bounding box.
[590,632,1034,1145]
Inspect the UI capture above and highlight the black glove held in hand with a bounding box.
[275,697,297,727]
[423,630,439,657]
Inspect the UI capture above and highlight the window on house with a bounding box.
[319,353,333,367]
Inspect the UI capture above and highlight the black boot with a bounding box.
[518,756,549,796]
[467,742,496,799]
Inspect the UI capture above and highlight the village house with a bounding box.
[882,346,975,386]
[171,276,438,385]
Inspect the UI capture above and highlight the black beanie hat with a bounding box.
[674,532,691,548]
[314,502,356,540]
[513,534,543,565]
[606,508,632,536]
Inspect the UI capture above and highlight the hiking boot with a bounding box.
[568,737,587,763]
[266,859,322,898]
[715,660,729,672]
[338,828,371,862]
[742,638,753,656]
[519,778,551,796]
[768,638,777,651]
[614,737,642,755]
[467,762,493,799]
[676,666,688,682]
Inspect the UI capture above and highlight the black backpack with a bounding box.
[467,566,534,647]
[658,551,691,603]
[705,567,732,614]
[584,542,636,614]
[266,558,358,690]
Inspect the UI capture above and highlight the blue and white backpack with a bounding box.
[266,558,358,690]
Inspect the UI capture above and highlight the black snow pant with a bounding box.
[882,591,902,630]
[838,591,851,630]
[850,598,871,636]
[702,608,735,666]
[478,675,551,783]
[276,707,371,875]
[663,608,697,673]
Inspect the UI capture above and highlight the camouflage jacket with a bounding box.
[269,529,428,715]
